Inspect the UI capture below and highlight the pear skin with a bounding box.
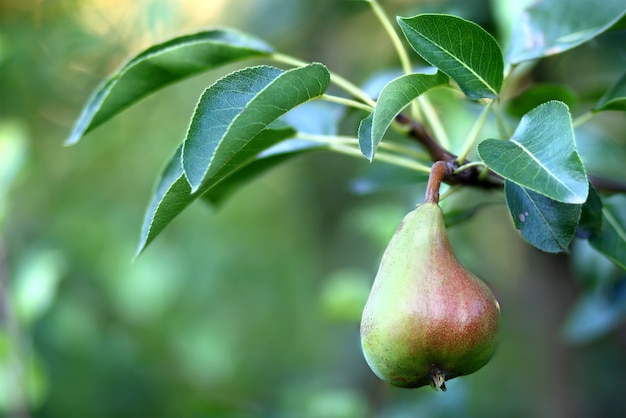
[360,202,501,390]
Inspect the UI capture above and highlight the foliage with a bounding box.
[66,1,625,267]
[1,0,625,416]
[69,0,626,401]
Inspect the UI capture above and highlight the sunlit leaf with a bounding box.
[505,181,581,253]
[358,71,448,160]
[593,71,626,112]
[507,0,626,63]
[589,194,626,270]
[478,101,588,204]
[397,14,504,99]
[137,125,297,256]
[181,63,330,192]
[67,29,273,145]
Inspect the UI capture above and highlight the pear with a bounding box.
[360,201,501,391]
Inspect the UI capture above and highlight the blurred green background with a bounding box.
[1,0,625,417]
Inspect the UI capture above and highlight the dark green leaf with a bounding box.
[478,101,588,204]
[202,100,343,205]
[397,14,504,99]
[181,63,330,192]
[358,72,448,160]
[572,239,623,290]
[357,114,374,161]
[67,29,273,145]
[202,138,326,205]
[507,0,626,64]
[506,84,577,118]
[589,194,626,270]
[137,125,296,256]
[593,71,626,112]
[505,181,581,253]
[576,185,603,239]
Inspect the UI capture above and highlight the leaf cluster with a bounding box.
[66,2,625,271]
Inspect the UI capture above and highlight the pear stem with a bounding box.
[424,161,452,204]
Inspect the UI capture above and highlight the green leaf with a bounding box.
[589,194,626,270]
[507,0,626,64]
[397,14,504,99]
[593,71,626,112]
[443,202,499,229]
[478,101,588,204]
[572,239,621,289]
[137,125,296,256]
[506,84,578,118]
[201,100,342,205]
[505,181,581,253]
[181,63,330,192]
[561,282,626,344]
[358,71,448,160]
[281,100,343,137]
[202,138,326,205]
[576,185,603,239]
[67,29,274,145]
[350,163,429,195]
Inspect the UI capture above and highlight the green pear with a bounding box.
[360,202,501,390]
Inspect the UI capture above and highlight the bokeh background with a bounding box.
[1,0,625,417]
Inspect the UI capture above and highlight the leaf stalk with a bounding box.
[457,99,494,163]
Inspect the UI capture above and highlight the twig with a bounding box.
[395,113,504,189]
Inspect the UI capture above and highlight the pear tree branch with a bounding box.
[394,113,503,190]
[395,113,626,195]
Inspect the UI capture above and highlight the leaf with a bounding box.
[358,72,448,160]
[572,239,621,289]
[202,138,326,205]
[593,71,626,112]
[507,0,626,64]
[397,14,504,99]
[505,181,581,253]
[576,185,603,239]
[181,63,330,192]
[67,29,274,145]
[561,281,626,344]
[443,202,499,228]
[506,84,578,118]
[137,125,297,256]
[350,163,429,195]
[589,194,626,270]
[478,101,588,204]
[201,100,344,205]
[281,100,343,136]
